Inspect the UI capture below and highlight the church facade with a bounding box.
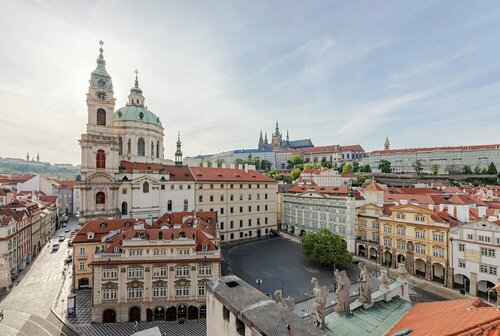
[78,42,191,223]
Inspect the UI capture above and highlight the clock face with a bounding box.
[95,90,108,101]
[97,78,107,87]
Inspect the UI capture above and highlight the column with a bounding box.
[425,256,432,281]
[469,272,477,296]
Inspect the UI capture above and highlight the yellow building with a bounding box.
[357,203,457,287]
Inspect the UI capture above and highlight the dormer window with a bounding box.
[87,232,95,240]
[202,245,208,252]
[100,222,107,228]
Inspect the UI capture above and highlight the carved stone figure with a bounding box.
[311,277,329,329]
[379,269,389,293]
[397,263,409,284]
[274,289,295,312]
[334,270,351,316]
[358,262,372,306]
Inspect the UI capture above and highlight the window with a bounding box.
[397,241,406,250]
[184,199,188,211]
[220,222,224,230]
[415,230,425,239]
[177,249,190,255]
[102,268,117,279]
[480,264,498,275]
[248,194,252,200]
[156,140,160,158]
[458,259,466,268]
[432,247,444,258]
[383,225,392,234]
[122,188,128,195]
[198,265,212,277]
[239,206,243,213]
[415,214,425,222]
[383,238,392,247]
[198,285,206,296]
[415,244,426,254]
[230,207,234,214]
[96,192,105,205]
[151,141,154,156]
[121,201,128,215]
[257,205,260,211]
[265,205,268,211]
[96,150,106,168]
[127,138,131,154]
[153,267,168,278]
[176,286,189,297]
[458,243,465,252]
[230,221,234,229]
[143,182,149,193]
[220,208,224,214]
[265,193,268,200]
[239,194,243,201]
[396,227,405,236]
[79,262,85,270]
[220,195,224,201]
[176,266,190,277]
[153,249,166,256]
[129,249,143,256]
[265,217,268,224]
[128,267,143,279]
[199,195,203,203]
[396,213,406,220]
[478,235,491,243]
[102,288,117,300]
[432,233,444,242]
[137,138,145,156]
[210,195,214,202]
[96,108,106,126]
[481,248,496,257]
[230,195,234,201]
[248,219,252,227]
[467,233,474,240]
[248,206,252,212]
[167,200,172,212]
[153,287,167,298]
[79,247,86,254]
[128,287,143,299]
[239,220,243,228]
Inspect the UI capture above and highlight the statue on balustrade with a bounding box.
[334,270,351,316]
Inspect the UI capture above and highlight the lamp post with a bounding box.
[256,279,263,291]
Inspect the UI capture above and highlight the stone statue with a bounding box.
[396,263,409,284]
[358,262,372,307]
[274,289,295,312]
[334,270,351,316]
[311,277,329,329]
[379,269,389,292]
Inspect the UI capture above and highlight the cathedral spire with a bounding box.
[384,136,390,150]
[128,70,145,106]
[286,129,289,142]
[258,130,264,149]
[91,40,111,78]
[275,121,280,136]
[175,131,183,167]
[264,132,268,145]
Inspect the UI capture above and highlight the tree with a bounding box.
[487,162,498,175]
[235,158,244,166]
[462,165,473,175]
[378,160,391,173]
[474,166,481,174]
[412,160,423,175]
[351,161,360,173]
[287,155,304,169]
[342,163,351,174]
[361,164,372,173]
[214,158,224,168]
[265,168,281,180]
[431,163,440,175]
[302,229,352,267]
[303,162,321,170]
[320,159,332,168]
[290,167,301,180]
[261,160,272,171]
[199,160,212,167]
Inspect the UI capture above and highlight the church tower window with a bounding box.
[183,199,188,211]
[118,137,123,156]
[96,192,105,205]
[96,150,106,169]
[151,141,154,157]
[156,141,160,158]
[167,200,172,212]
[143,182,149,193]
[96,108,106,126]
[138,138,145,156]
[127,139,131,155]
[121,202,128,215]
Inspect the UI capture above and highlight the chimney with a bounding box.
[248,164,256,171]
[428,204,433,211]
[221,163,227,169]
[244,164,248,173]
[478,206,486,219]
[230,164,235,169]
[238,164,243,170]
[203,161,209,168]
[439,204,445,212]
[447,204,454,216]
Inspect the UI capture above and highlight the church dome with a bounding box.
[113,106,162,127]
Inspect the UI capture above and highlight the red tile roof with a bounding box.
[57,180,79,190]
[190,167,276,182]
[386,298,500,336]
[364,181,384,192]
[339,145,364,152]
[72,218,142,243]
[294,145,340,154]
[287,185,364,199]
[120,161,195,181]
[371,143,500,155]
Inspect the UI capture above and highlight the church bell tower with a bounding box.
[78,41,119,223]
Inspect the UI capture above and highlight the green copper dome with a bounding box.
[113,106,163,127]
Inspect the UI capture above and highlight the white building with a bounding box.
[281,185,365,253]
[366,143,500,174]
[299,168,354,187]
[450,220,500,303]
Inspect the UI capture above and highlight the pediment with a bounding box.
[87,173,115,184]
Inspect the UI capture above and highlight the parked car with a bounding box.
[58,235,66,242]
[64,255,73,264]
[52,243,60,252]
[62,223,67,228]
[67,239,73,247]
[64,228,70,233]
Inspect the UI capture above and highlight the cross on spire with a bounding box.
[99,40,104,57]
[135,69,139,86]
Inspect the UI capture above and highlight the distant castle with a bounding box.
[258,122,313,151]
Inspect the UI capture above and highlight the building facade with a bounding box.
[281,186,364,253]
[191,167,278,243]
[450,220,500,303]
[366,143,500,173]
[299,168,354,187]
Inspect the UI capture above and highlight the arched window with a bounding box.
[167,200,172,212]
[127,139,131,155]
[121,201,128,215]
[118,137,123,156]
[143,182,149,193]
[183,199,188,211]
[96,192,105,205]
[96,150,106,169]
[151,141,154,157]
[156,141,160,158]
[97,108,106,126]
[138,138,145,156]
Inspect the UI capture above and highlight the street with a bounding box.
[0,217,80,336]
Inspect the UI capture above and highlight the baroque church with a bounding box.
[78,42,193,223]
[257,122,313,151]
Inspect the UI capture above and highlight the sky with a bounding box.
[1,0,500,165]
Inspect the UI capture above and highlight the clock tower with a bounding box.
[78,41,119,223]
